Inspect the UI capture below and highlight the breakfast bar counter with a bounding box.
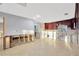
[4,34,34,49]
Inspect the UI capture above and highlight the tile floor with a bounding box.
[0,39,79,56]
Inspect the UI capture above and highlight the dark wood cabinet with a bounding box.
[44,18,75,30]
[75,3,79,29]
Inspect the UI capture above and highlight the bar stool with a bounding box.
[19,35,24,42]
[25,34,28,42]
[29,34,33,41]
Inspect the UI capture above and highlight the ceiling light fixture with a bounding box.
[33,17,37,20]
[33,14,41,20]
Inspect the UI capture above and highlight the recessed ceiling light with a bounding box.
[33,17,37,20]
[33,14,41,20]
[36,14,41,18]
[64,13,68,15]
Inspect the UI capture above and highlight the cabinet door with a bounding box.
[4,36,11,49]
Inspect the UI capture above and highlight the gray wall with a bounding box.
[6,17,35,35]
[0,12,36,35]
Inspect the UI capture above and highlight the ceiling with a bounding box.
[0,3,75,23]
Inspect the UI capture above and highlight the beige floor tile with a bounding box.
[0,39,79,56]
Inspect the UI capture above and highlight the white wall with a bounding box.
[0,23,3,31]
[0,17,3,23]
[0,17,3,31]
